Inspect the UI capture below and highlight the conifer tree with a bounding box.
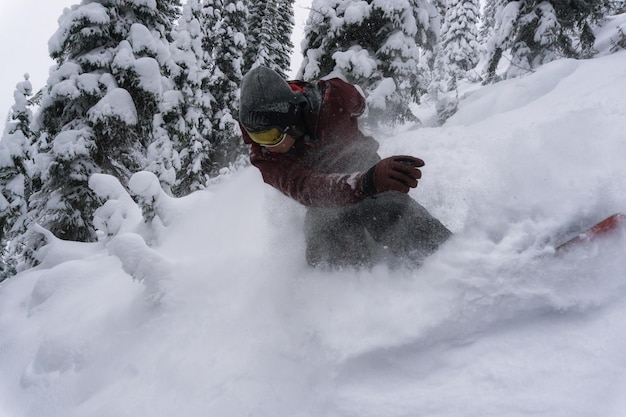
[0,76,34,279]
[612,0,626,12]
[480,0,498,40]
[203,0,249,167]
[300,0,439,126]
[274,0,296,73]
[482,0,508,82]
[509,1,562,78]
[21,0,181,265]
[484,0,612,82]
[440,0,480,78]
[431,0,480,124]
[170,0,217,195]
[245,0,295,77]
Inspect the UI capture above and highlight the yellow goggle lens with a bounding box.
[248,128,286,146]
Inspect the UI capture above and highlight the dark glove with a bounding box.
[361,156,424,196]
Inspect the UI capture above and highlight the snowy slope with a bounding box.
[2,49,626,416]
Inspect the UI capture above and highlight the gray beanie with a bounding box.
[239,66,303,132]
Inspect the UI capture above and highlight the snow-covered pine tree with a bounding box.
[612,0,626,13]
[245,0,295,77]
[432,0,480,124]
[20,0,181,265]
[203,0,248,167]
[273,0,296,74]
[430,0,447,23]
[0,76,34,279]
[484,0,613,82]
[439,0,480,78]
[482,0,509,83]
[169,0,218,195]
[116,2,182,192]
[299,0,438,127]
[508,2,563,78]
[480,0,498,40]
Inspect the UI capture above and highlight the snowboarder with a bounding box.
[238,66,451,268]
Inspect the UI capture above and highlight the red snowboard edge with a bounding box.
[555,213,626,253]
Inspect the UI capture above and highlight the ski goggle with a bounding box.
[247,127,287,147]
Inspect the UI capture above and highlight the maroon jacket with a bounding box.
[241,78,380,208]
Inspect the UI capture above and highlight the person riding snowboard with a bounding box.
[238,66,451,268]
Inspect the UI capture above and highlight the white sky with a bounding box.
[0,0,310,127]
[0,0,77,124]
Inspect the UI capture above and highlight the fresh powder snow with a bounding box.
[2,42,626,417]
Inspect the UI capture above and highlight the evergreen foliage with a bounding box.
[440,0,480,77]
[432,0,480,123]
[245,0,295,77]
[0,76,34,279]
[299,0,439,126]
[169,0,218,195]
[480,0,498,40]
[14,0,182,268]
[203,0,248,167]
[613,0,626,12]
[483,0,615,82]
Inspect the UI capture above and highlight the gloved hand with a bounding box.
[361,155,424,196]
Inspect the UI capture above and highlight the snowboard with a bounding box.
[555,213,626,253]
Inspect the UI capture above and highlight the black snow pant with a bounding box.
[304,191,452,269]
